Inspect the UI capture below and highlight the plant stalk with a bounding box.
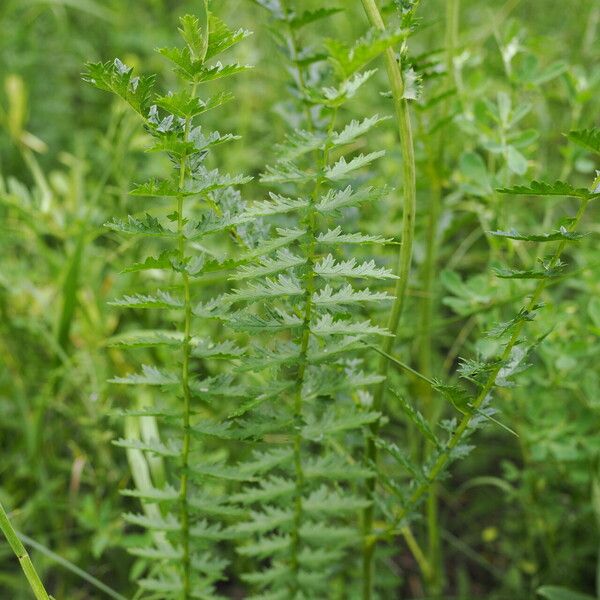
[0,501,51,600]
[177,80,198,600]
[419,0,460,593]
[283,10,331,588]
[358,1,417,598]
[386,197,591,534]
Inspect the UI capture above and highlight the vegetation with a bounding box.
[0,1,598,599]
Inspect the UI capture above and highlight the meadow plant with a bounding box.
[0,1,598,599]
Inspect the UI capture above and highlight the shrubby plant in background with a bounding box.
[0,1,598,599]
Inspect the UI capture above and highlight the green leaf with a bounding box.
[260,161,311,184]
[228,275,304,303]
[56,233,84,351]
[109,365,178,386]
[195,61,253,84]
[314,254,397,280]
[312,314,391,337]
[227,381,296,419]
[237,535,291,559]
[312,284,392,307]
[325,151,385,180]
[568,128,600,155]
[227,308,303,333]
[121,250,178,273]
[191,552,230,578]
[233,228,306,263]
[495,345,530,388]
[390,389,440,448]
[537,586,596,600]
[299,522,359,547]
[137,578,182,594]
[588,297,600,329]
[205,14,252,61]
[497,180,592,199]
[154,90,233,118]
[304,455,373,481]
[190,420,238,440]
[191,339,244,359]
[231,249,306,281]
[487,306,540,338]
[83,59,155,116]
[457,357,502,383]
[108,291,183,309]
[235,448,294,478]
[120,485,179,503]
[239,343,301,371]
[128,545,182,561]
[506,145,528,175]
[316,185,387,213]
[189,373,245,399]
[244,193,309,217]
[304,368,385,401]
[307,336,366,364]
[302,408,380,440]
[180,13,207,61]
[230,477,295,505]
[458,151,492,197]
[232,507,294,535]
[303,486,370,515]
[528,60,568,85]
[316,226,392,245]
[189,520,234,541]
[107,329,184,348]
[193,451,293,484]
[325,27,406,78]
[318,70,377,106]
[490,227,585,242]
[190,127,241,151]
[433,381,472,414]
[158,45,252,83]
[492,265,564,279]
[375,438,426,482]
[187,209,253,239]
[274,128,325,160]
[331,115,390,147]
[105,214,175,237]
[124,512,178,531]
[188,492,246,519]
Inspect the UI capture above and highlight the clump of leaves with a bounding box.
[85,8,253,598]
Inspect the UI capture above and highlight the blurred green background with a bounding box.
[0,0,599,598]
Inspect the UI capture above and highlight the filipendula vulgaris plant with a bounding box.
[84,6,254,598]
[356,3,599,598]
[195,2,407,597]
[0,500,52,600]
[356,1,419,597]
[362,132,599,596]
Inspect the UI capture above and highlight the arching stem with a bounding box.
[359,1,417,598]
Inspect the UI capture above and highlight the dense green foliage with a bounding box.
[0,1,599,599]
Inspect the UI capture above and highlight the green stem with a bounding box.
[401,526,433,581]
[283,10,331,588]
[386,197,591,535]
[289,115,336,596]
[19,532,128,600]
[0,501,51,600]
[359,1,417,598]
[177,81,198,600]
[420,1,460,593]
